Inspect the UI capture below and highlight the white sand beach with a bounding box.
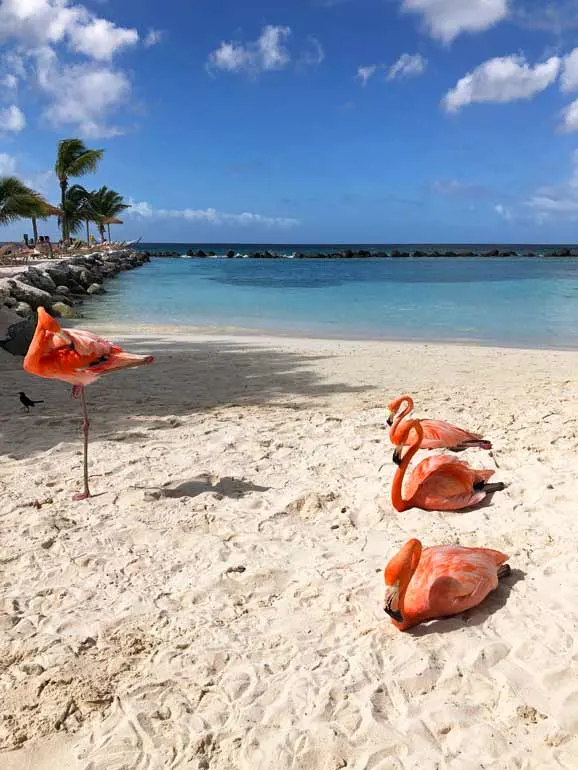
[1,332,578,769]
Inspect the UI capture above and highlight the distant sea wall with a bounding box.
[0,249,149,356]
[142,247,578,259]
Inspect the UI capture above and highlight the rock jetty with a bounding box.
[0,249,149,356]
[143,247,578,260]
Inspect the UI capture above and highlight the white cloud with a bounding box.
[207,25,291,75]
[0,153,17,176]
[68,18,138,60]
[127,201,300,228]
[524,150,578,214]
[515,1,578,34]
[387,53,427,80]
[0,0,139,60]
[36,47,130,137]
[494,203,512,220]
[24,169,55,195]
[561,48,578,93]
[0,104,26,133]
[561,98,578,132]
[401,0,509,43]
[299,36,325,67]
[0,73,18,90]
[443,55,560,112]
[356,64,378,85]
[144,29,164,48]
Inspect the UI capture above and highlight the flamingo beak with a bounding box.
[384,585,403,623]
[392,447,403,466]
[386,411,394,427]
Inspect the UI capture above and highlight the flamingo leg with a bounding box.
[72,386,91,500]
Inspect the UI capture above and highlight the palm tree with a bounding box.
[87,186,129,241]
[0,176,49,236]
[55,139,103,242]
[61,185,92,242]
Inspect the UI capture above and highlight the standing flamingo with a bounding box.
[391,419,504,512]
[23,307,154,500]
[387,394,492,451]
[383,538,511,631]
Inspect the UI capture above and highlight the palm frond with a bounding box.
[55,138,104,181]
[0,176,48,226]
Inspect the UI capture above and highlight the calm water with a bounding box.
[84,256,578,348]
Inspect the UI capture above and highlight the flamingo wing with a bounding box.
[24,308,153,386]
[420,419,483,450]
[406,456,494,511]
[405,545,508,624]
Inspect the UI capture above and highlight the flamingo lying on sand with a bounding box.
[391,419,504,512]
[23,307,154,500]
[384,538,511,631]
[387,394,492,451]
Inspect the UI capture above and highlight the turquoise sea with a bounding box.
[84,249,578,348]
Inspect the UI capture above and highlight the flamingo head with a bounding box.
[384,539,422,626]
[386,394,413,426]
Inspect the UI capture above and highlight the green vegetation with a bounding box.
[0,138,129,246]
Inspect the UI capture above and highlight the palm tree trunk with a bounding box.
[98,224,105,242]
[60,178,68,242]
[107,223,111,242]
[31,216,38,245]
[86,219,90,245]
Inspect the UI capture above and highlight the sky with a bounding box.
[3,0,578,243]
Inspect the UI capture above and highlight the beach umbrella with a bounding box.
[102,215,123,242]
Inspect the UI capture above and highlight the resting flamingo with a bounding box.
[391,419,504,512]
[387,394,491,451]
[384,538,511,631]
[23,307,154,500]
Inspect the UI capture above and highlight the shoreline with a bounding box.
[79,320,578,354]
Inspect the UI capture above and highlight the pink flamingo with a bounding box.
[391,419,504,512]
[384,538,511,631]
[23,307,154,499]
[387,394,492,451]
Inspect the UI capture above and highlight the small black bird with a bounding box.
[19,392,44,413]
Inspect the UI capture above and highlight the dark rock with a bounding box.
[227,250,235,258]
[20,268,57,293]
[15,301,33,318]
[0,311,35,356]
[7,279,53,309]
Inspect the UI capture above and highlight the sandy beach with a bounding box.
[2,331,578,769]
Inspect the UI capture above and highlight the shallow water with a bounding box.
[83,257,578,348]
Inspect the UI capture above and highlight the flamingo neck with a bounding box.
[389,396,414,443]
[397,541,422,627]
[391,421,423,512]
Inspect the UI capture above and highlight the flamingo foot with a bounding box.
[497,564,511,580]
[72,491,91,501]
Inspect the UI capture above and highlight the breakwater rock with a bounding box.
[0,249,149,356]
[144,247,578,260]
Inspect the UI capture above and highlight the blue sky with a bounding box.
[2,0,578,243]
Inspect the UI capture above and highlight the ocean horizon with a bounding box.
[79,253,578,349]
